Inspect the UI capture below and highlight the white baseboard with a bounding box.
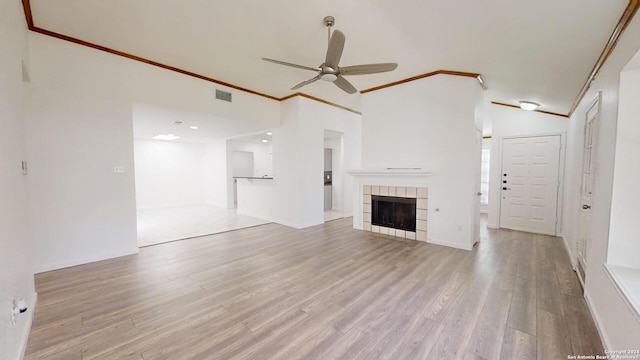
[584,291,611,350]
[35,248,139,274]
[487,223,499,229]
[559,234,577,268]
[16,292,37,360]
[427,238,473,251]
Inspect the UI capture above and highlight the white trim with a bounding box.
[428,238,473,251]
[486,223,499,229]
[603,264,640,323]
[584,289,612,350]
[16,293,37,360]
[560,234,577,269]
[35,248,139,273]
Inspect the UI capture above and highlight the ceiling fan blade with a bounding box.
[333,75,357,94]
[340,63,398,76]
[291,75,321,90]
[325,30,345,69]
[262,58,321,72]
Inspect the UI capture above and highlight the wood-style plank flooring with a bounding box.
[25,217,603,359]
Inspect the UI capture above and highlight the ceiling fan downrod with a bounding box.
[324,16,335,44]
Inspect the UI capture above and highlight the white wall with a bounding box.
[227,141,272,177]
[561,13,640,349]
[0,0,36,358]
[26,33,280,272]
[134,139,205,209]
[361,75,483,249]
[203,140,228,208]
[607,65,640,269]
[485,104,569,231]
[226,140,272,209]
[135,138,229,210]
[237,96,361,227]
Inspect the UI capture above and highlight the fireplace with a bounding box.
[371,196,416,232]
[362,185,428,241]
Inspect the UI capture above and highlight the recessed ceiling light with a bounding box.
[519,101,540,111]
[152,134,180,141]
[262,139,268,143]
[190,126,198,130]
[266,132,273,136]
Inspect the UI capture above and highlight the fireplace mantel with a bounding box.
[347,169,433,178]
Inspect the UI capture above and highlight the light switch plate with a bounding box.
[113,166,125,174]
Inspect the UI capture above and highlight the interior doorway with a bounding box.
[131,104,270,247]
[324,130,344,222]
[499,135,562,235]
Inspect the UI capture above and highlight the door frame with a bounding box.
[497,132,567,236]
[577,92,602,280]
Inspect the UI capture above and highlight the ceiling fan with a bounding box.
[262,16,398,94]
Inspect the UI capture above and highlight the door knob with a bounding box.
[477,192,482,196]
[582,204,591,209]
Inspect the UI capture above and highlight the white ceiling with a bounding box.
[132,103,273,143]
[31,0,629,114]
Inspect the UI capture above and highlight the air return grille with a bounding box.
[215,89,232,102]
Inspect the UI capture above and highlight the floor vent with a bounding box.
[215,89,232,102]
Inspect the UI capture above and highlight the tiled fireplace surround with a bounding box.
[363,185,428,240]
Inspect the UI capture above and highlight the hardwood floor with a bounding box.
[25,218,603,359]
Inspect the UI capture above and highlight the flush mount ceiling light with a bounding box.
[190,126,198,130]
[266,132,273,136]
[262,139,268,143]
[519,101,540,111]
[152,134,180,141]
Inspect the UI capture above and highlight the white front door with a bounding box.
[500,135,561,235]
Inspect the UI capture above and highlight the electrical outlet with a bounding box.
[113,166,125,174]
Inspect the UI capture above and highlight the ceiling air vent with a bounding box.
[215,89,232,102]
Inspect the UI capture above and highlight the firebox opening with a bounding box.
[371,195,417,232]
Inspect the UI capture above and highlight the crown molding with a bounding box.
[491,101,569,118]
[568,0,640,117]
[491,0,638,119]
[491,0,638,120]
[360,70,485,94]
[279,93,362,115]
[20,0,485,116]
[24,0,637,120]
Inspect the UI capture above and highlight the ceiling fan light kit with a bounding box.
[262,16,398,94]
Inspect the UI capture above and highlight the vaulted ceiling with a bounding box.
[26,0,634,115]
